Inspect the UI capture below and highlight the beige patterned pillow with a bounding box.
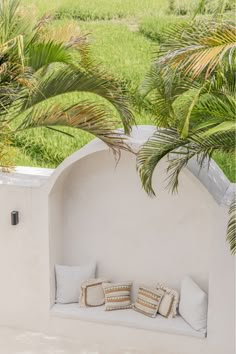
[103,282,132,311]
[80,278,109,307]
[157,284,179,318]
[133,286,165,318]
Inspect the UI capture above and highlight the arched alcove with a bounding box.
[48,127,228,309]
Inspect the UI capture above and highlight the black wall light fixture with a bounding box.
[11,211,19,225]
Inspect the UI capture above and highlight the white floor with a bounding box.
[0,327,150,354]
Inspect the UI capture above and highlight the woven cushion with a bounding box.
[133,286,165,318]
[80,278,109,307]
[103,282,132,311]
[157,284,179,318]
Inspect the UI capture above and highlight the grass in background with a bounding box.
[22,0,168,19]
[79,22,153,88]
[213,152,236,183]
[13,128,93,168]
[139,16,189,42]
[8,147,40,167]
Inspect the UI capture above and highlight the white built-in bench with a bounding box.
[51,304,207,339]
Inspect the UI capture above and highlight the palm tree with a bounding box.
[137,19,236,254]
[0,0,134,168]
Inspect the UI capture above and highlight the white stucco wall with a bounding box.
[0,127,235,354]
[0,183,49,330]
[58,151,217,292]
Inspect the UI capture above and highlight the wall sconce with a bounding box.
[11,211,19,225]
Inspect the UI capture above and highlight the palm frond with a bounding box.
[0,35,24,67]
[27,41,73,71]
[201,121,236,136]
[193,92,236,122]
[139,14,236,256]
[21,67,134,134]
[177,86,204,138]
[137,128,235,196]
[164,131,235,193]
[0,0,20,43]
[140,66,189,128]
[226,196,236,254]
[156,21,236,79]
[0,58,31,115]
[141,52,235,137]
[17,101,131,152]
[188,90,236,133]
[0,0,32,45]
[137,129,187,196]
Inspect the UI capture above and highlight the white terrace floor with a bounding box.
[0,327,165,354]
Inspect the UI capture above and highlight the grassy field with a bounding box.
[14,0,235,181]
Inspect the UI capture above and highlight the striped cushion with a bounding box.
[103,282,132,311]
[133,286,165,318]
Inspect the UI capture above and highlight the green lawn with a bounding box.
[23,0,169,19]
[14,0,236,181]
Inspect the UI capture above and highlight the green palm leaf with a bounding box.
[137,129,188,196]
[17,101,131,152]
[21,67,134,134]
[201,121,236,136]
[0,0,24,43]
[139,16,236,255]
[177,86,204,138]
[193,93,236,122]
[27,41,73,71]
[139,66,190,128]
[137,128,235,196]
[156,21,236,79]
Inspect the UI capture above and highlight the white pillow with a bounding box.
[179,276,208,332]
[55,263,96,304]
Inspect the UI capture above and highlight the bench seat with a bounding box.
[51,303,207,339]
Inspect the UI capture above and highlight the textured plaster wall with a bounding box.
[60,151,218,292]
[0,128,234,354]
[0,184,49,330]
[48,149,235,354]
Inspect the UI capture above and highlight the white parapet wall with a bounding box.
[0,126,235,354]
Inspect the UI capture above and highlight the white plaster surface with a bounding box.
[0,126,235,354]
[0,327,151,354]
[57,151,216,294]
[0,166,53,187]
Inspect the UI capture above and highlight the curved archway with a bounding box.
[47,126,232,307]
